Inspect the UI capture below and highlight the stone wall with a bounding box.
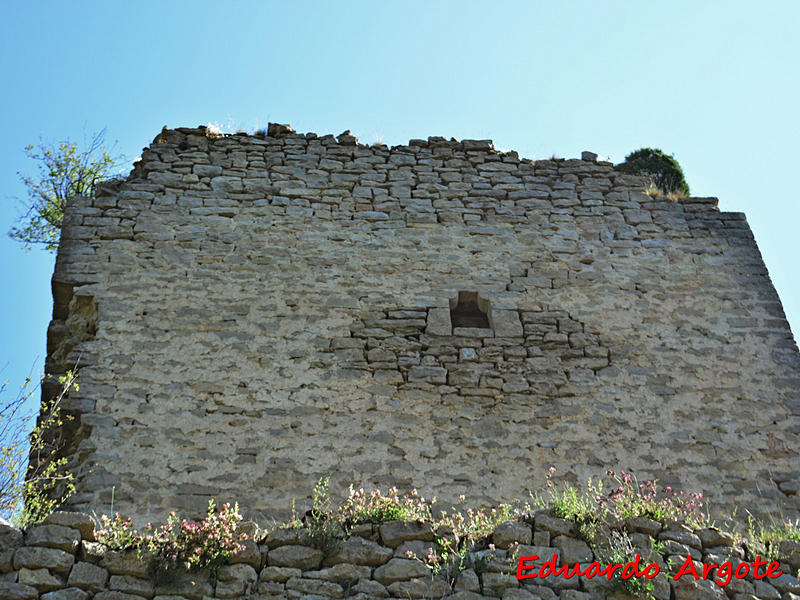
[2,511,800,600]
[44,123,800,524]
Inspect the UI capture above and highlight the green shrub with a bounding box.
[289,477,344,555]
[615,147,690,196]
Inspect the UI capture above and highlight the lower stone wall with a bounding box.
[2,511,799,600]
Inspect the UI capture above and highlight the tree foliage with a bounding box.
[10,130,123,251]
[0,372,77,526]
[615,147,690,197]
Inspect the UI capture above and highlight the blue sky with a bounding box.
[1,1,798,414]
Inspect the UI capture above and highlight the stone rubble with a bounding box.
[2,511,799,599]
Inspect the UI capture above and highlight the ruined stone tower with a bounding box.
[44,124,800,524]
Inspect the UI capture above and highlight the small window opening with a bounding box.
[450,291,490,328]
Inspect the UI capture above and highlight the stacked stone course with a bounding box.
[43,123,800,525]
[3,511,800,600]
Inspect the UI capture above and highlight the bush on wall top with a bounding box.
[615,147,690,197]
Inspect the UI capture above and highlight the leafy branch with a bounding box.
[9,129,124,251]
[0,370,78,526]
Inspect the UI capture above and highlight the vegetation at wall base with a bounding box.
[97,500,246,579]
[91,473,800,595]
[289,476,344,556]
[5,395,797,589]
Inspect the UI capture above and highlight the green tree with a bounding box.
[615,147,690,197]
[9,130,123,251]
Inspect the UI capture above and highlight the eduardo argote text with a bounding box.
[517,552,783,587]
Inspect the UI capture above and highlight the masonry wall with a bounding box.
[44,124,800,525]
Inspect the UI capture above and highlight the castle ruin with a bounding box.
[44,124,800,525]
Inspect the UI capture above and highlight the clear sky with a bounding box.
[1,1,798,415]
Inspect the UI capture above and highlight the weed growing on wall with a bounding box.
[97,500,247,578]
[409,501,517,584]
[340,485,432,525]
[544,466,604,541]
[541,467,709,537]
[289,476,344,555]
[600,470,707,527]
[744,514,800,562]
[594,531,660,599]
[92,471,800,587]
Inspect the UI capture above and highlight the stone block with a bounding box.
[227,539,261,567]
[94,591,148,600]
[560,591,591,600]
[553,535,593,563]
[753,580,781,599]
[351,578,389,597]
[0,581,39,600]
[285,576,344,598]
[659,528,702,549]
[407,365,447,384]
[259,564,301,582]
[696,528,736,548]
[379,521,435,548]
[771,572,800,594]
[67,561,109,592]
[109,574,154,596]
[425,308,452,336]
[26,524,82,553]
[534,512,573,537]
[671,575,727,599]
[209,176,243,192]
[78,541,106,563]
[100,550,150,578]
[41,588,90,600]
[264,527,299,549]
[217,562,257,583]
[518,584,557,600]
[14,546,75,575]
[324,535,393,566]
[267,544,323,570]
[386,577,450,598]
[373,557,429,584]
[43,512,96,542]
[502,589,541,599]
[0,522,23,553]
[454,567,480,592]
[449,591,486,600]
[481,571,518,597]
[490,309,523,337]
[624,516,662,536]
[305,562,370,585]
[18,567,64,592]
[492,521,532,549]
[152,570,213,599]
